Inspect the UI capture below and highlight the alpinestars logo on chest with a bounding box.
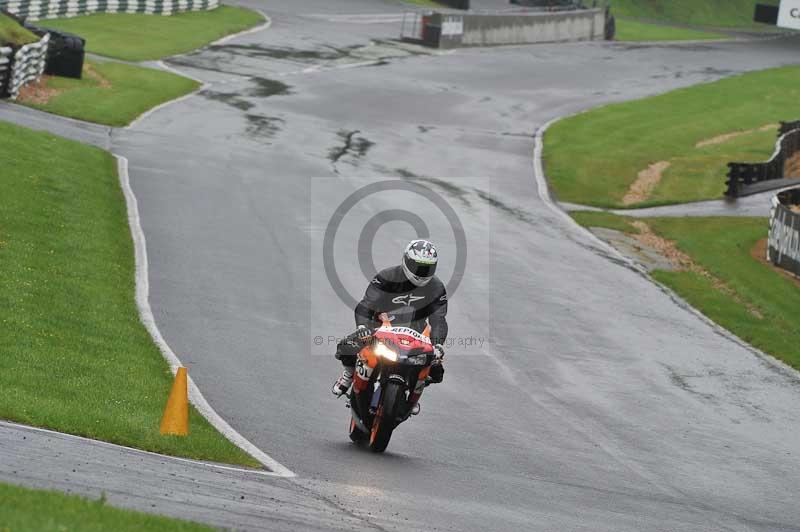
[392,294,425,306]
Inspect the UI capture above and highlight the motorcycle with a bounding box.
[343,316,437,453]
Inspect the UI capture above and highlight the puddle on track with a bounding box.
[200,77,292,111]
[245,114,285,141]
[205,43,361,62]
[248,77,292,97]
[328,130,375,164]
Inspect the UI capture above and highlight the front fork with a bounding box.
[354,359,428,416]
[408,366,430,410]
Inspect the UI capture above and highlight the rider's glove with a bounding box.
[428,344,445,384]
[355,325,373,342]
[429,363,444,384]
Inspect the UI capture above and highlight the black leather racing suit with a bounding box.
[337,265,448,367]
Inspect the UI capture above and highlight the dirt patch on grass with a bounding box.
[695,124,778,148]
[621,126,779,204]
[17,63,111,105]
[751,238,800,289]
[631,221,696,270]
[84,63,111,89]
[622,161,670,206]
[784,153,800,178]
[632,221,764,319]
[17,76,62,105]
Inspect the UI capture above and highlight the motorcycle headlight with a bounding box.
[374,342,398,362]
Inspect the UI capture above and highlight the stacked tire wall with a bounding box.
[3,33,49,99]
[0,47,12,95]
[0,0,219,21]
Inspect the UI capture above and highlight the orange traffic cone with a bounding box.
[159,367,189,436]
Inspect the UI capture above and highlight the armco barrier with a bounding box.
[726,122,800,198]
[0,0,218,21]
[7,32,49,99]
[422,8,606,48]
[768,187,800,277]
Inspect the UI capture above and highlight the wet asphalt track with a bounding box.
[6,1,800,530]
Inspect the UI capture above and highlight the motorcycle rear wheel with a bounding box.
[369,382,403,453]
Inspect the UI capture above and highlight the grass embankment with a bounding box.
[615,19,727,41]
[401,0,447,7]
[0,482,215,532]
[43,5,265,61]
[611,0,779,28]
[14,6,264,125]
[0,121,258,467]
[18,59,199,126]
[573,212,800,370]
[544,66,800,208]
[0,13,38,46]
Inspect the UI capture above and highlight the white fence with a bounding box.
[400,12,426,41]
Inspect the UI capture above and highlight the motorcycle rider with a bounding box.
[332,239,447,396]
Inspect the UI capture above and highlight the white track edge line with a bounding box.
[533,118,800,382]
[126,80,209,130]
[117,155,296,477]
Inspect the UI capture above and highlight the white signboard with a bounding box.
[778,0,800,30]
[441,16,464,37]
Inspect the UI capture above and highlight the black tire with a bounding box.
[349,418,368,443]
[605,15,616,41]
[368,382,403,453]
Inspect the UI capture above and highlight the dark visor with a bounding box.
[404,255,436,278]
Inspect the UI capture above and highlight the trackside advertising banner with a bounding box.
[768,200,800,277]
[778,0,800,30]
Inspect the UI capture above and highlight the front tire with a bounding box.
[369,382,403,453]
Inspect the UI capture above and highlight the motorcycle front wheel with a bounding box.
[369,381,403,453]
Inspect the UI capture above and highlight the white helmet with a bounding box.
[402,240,438,287]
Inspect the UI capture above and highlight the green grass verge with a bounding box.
[650,217,800,370]
[572,212,800,370]
[0,120,259,467]
[0,481,214,532]
[18,59,199,127]
[0,13,38,46]
[42,5,264,61]
[571,211,637,232]
[615,18,728,41]
[401,0,447,7]
[653,127,776,205]
[544,66,800,208]
[610,0,779,28]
